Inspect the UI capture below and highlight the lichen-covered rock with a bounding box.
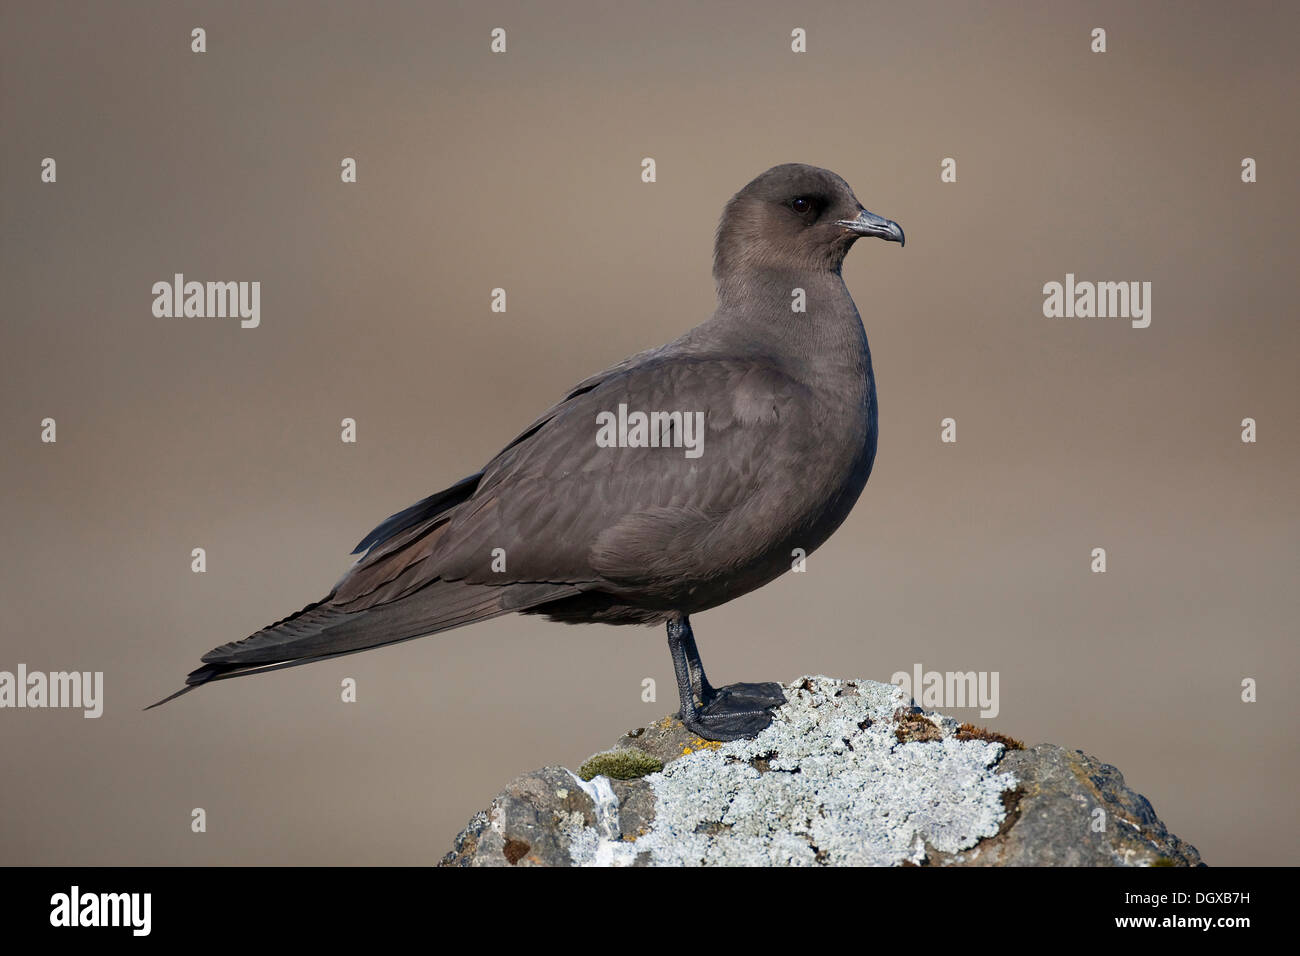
[439,767,657,867]
[927,745,1202,866]
[439,676,1203,867]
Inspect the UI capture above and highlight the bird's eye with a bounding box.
[791,197,811,214]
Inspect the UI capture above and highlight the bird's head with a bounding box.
[713,163,903,281]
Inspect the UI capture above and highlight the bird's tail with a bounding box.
[144,580,581,710]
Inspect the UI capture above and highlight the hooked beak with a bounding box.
[835,208,905,247]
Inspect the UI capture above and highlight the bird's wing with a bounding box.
[344,345,667,565]
[321,348,672,611]
[331,351,826,612]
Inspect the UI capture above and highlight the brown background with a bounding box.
[1,0,1296,866]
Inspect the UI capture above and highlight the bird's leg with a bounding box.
[678,619,715,704]
[667,616,704,720]
[666,615,787,742]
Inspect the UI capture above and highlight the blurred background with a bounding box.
[1,0,1296,865]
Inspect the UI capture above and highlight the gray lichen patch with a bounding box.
[610,676,1016,866]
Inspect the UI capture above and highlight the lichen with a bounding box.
[631,676,1017,866]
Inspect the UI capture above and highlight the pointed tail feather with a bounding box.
[145,580,583,710]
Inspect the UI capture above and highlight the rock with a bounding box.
[439,675,1202,867]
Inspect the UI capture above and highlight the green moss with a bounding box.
[1151,856,1176,867]
[578,748,664,781]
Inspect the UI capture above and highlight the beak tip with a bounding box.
[840,210,905,247]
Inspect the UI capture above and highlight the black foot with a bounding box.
[682,681,787,742]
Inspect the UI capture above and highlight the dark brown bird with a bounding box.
[148,163,904,740]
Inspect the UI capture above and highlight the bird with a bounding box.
[148,163,904,741]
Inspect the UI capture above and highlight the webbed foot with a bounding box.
[681,681,786,741]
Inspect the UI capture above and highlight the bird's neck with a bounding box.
[715,263,839,306]
[713,266,871,381]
